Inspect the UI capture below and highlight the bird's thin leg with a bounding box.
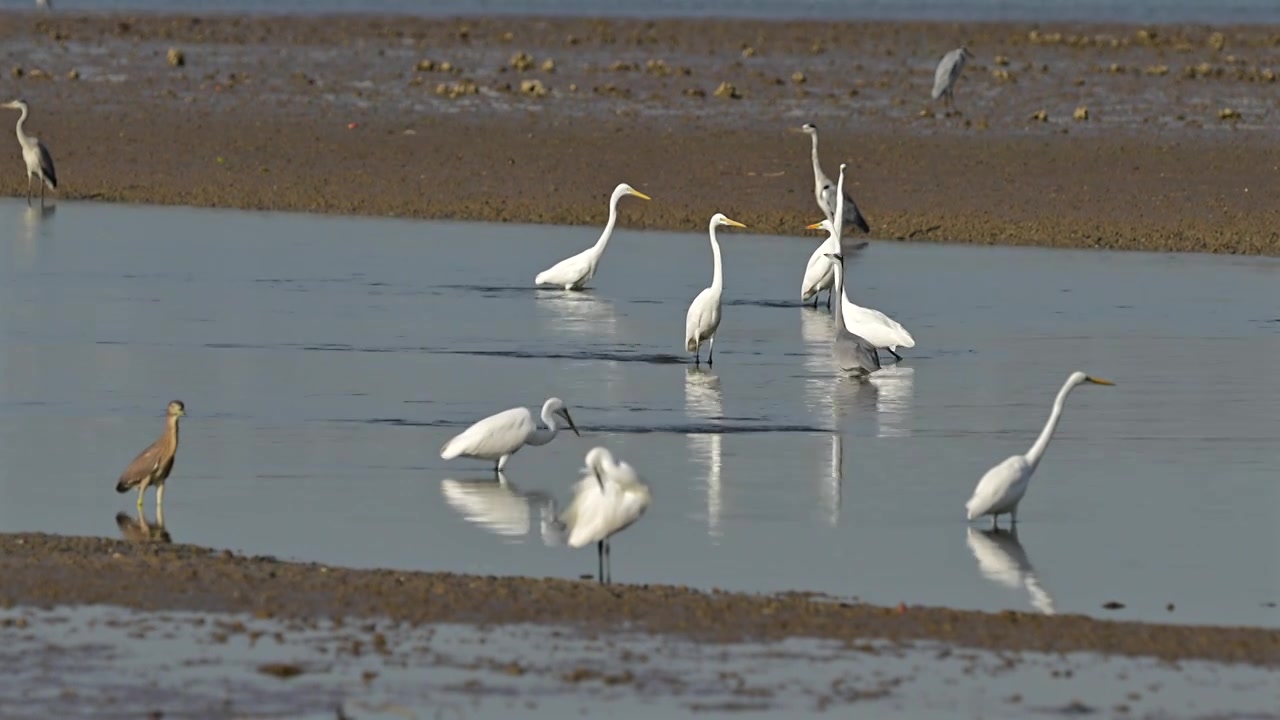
[156,484,165,509]
[888,348,903,362]
[25,175,32,206]
[39,181,45,208]
[825,290,831,310]
[1011,507,1018,526]
[991,514,998,531]
[605,540,612,585]
[597,540,604,584]
[136,487,145,510]
[708,337,715,366]
[693,345,700,367]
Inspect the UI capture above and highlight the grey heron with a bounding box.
[559,446,651,584]
[2,99,57,207]
[440,397,580,473]
[684,213,747,366]
[797,123,870,234]
[966,372,1114,527]
[824,163,881,376]
[932,47,973,111]
[116,401,185,511]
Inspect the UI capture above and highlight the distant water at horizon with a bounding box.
[4,0,1280,25]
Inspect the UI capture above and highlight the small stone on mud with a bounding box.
[1073,106,1089,120]
[520,79,548,97]
[791,71,806,84]
[257,662,303,679]
[509,52,534,71]
[167,48,185,67]
[1030,109,1049,122]
[1218,107,1241,120]
[713,81,742,99]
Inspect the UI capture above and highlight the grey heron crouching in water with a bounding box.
[2,99,57,207]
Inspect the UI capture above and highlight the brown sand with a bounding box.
[2,533,1277,665]
[0,13,1277,253]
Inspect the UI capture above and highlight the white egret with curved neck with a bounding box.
[559,446,651,584]
[684,213,747,366]
[966,372,1114,527]
[807,163,914,360]
[797,123,869,234]
[800,218,868,308]
[2,99,57,207]
[535,183,650,290]
[932,47,973,111]
[441,397,580,473]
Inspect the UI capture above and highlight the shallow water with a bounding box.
[3,606,1277,719]
[0,200,1277,627]
[3,0,1279,24]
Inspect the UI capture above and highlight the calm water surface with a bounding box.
[0,200,1276,627]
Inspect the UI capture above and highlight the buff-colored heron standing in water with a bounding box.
[2,99,57,207]
[116,401,185,511]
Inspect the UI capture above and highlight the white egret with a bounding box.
[2,99,57,207]
[797,123,870,234]
[684,213,746,366]
[559,446,651,584]
[440,397,580,473]
[932,47,973,111]
[535,183,651,290]
[799,218,868,308]
[966,372,1114,527]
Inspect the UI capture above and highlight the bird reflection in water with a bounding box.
[821,434,842,527]
[115,506,172,545]
[533,290,620,339]
[868,365,915,438]
[684,366,724,540]
[15,203,55,270]
[965,527,1056,615]
[440,473,561,546]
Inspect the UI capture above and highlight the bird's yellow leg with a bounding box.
[156,484,165,509]
[136,488,145,509]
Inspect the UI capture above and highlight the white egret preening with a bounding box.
[559,446,651,584]
[965,372,1114,527]
[440,397,580,473]
[797,123,870,234]
[2,99,57,207]
[684,213,747,366]
[535,183,651,290]
[932,47,973,111]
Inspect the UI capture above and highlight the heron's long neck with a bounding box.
[830,261,846,327]
[1026,381,1075,468]
[708,225,724,293]
[809,135,823,183]
[527,409,559,446]
[13,106,30,146]
[591,193,622,255]
[164,416,181,449]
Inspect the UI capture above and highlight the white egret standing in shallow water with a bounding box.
[797,123,870,234]
[684,213,747,366]
[535,183,651,290]
[932,47,973,111]
[559,447,652,584]
[2,99,57,207]
[966,372,1114,527]
[440,397,580,473]
[809,165,914,360]
[799,218,867,308]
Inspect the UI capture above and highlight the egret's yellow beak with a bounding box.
[630,189,652,201]
[805,221,825,230]
[1086,376,1115,386]
[722,218,747,228]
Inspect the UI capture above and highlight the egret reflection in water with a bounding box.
[533,289,620,338]
[15,203,55,270]
[965,527,1056,615]
[685,366,724,539]
[821,434,842,527]
[441,474,561,545]
[868,365,915,438]
[115,507,171,545]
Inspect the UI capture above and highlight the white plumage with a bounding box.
[559,446,651,583]
[684,213,747,366]
[534,183,650,290]
[440,397,579,473]
[800,222,840,305]
[932,47,972,107]
[966,372,1114,526]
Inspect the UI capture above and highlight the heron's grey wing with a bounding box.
[834,331,881,375]
[37,141,56,188]
[843,193,871,234]
[117,440,163,491]
[818,184,836,222]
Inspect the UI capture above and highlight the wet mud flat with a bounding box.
[3,533,1277,667]
[0,12,1278,253]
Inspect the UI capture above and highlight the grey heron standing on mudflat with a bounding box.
[2,99,57,207]
[797,123,870,235]
[932,47,973,111]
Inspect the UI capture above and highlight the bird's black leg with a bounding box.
[39,181,45,208]
[26,176,32,206]
[597,540,604,584]
[707,338,715,367]
[605,541,612,585]
[991,514,998,531]
[888,348,903,362]
[825,290,832,310]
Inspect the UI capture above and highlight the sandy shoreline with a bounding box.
[0,12,1276,253]
[2,532,1277,665]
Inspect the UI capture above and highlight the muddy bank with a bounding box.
[0,12,1277,253]
[2,533,1276,665]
